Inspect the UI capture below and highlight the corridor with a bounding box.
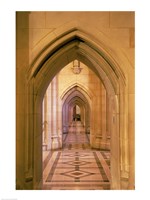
[16,12,135,189]
[42,122,110,190]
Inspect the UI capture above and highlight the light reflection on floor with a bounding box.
[42,122,110,190]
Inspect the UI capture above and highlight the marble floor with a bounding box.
[42,122,110,190]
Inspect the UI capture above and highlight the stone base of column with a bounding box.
[91,135,102,149]
[120,177,129,189]
[99,140,110,150]
[120,171,130,189]
[86,126,90,134]
[91,139,110,150]
[63,126,68,134]
[42,143,47,151]
[51,136,62,150]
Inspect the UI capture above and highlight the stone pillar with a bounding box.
[16,12,33,189]
[86,105,90,134]
[110,95,120,189]
[81,106,85,127]
[33,97,42,189]
[128,93,135,189]
[63,103,69,133]
[62,104,67,133]
[42,85,52,150]
[66,104,69,131]
[51,77,62,149]
[57,77,62,148]
[46,85,52,150]
[119,91,130,189]
[101,84,107,149]
[98,88,102,136]
[91,88,102,149]
[42,94,48,151]
[106,93,111,149]
[51,77,57,149]
[69,106,73,125]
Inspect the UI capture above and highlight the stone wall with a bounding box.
[16,11,134,189]
[42,61,109,150]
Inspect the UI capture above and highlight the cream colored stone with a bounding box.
[128,94,135,115]
[16,12,30,29]
[16,73,26,94]
[45,11,109,29]
[128,69,135,94]
[110,11,135,28]
[29,12,46,28]
[16,28,29,49]
[129,28,135,48]
[16,11,135,190]
[29,28,54,49]
[16,49,29,67]
[102,28,130,48]
[122,48,135,67]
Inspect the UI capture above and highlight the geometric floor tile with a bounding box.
[42,122,111,190]
[63,160,91,166]
[60,169,95,179]
[63,153,89,158]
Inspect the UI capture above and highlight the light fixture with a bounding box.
[72,60,82,74]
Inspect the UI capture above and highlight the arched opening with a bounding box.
[41,60,110,189]
[24,25,131,190]
[73,105,81,121]
[61,84,91,135]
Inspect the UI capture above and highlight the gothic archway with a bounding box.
[25,23,131,189]
[62,85,91,135]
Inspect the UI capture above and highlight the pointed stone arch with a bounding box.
[24,21,134,189]
[62,85,91,135]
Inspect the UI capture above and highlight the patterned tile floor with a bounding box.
[42,122,110,190]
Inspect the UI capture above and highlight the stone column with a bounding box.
[101,84,107,149]
[42,94,48,151]
[66,104,69,131]
[51,77,62,149]
[63,103,69,133]
[94,85,102,149]
[128,93,135,189]
[57,76,62,148]
[81,106,85,127]
[69,105,73,125]
[46,85,52,150]
[91,88,102,149]
[110,95,120,189]
[51,77,58,149]
[106,93,111,150]
[62,104,66,133]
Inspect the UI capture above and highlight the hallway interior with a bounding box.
[42,122,110,190]
[16,12,135,190]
